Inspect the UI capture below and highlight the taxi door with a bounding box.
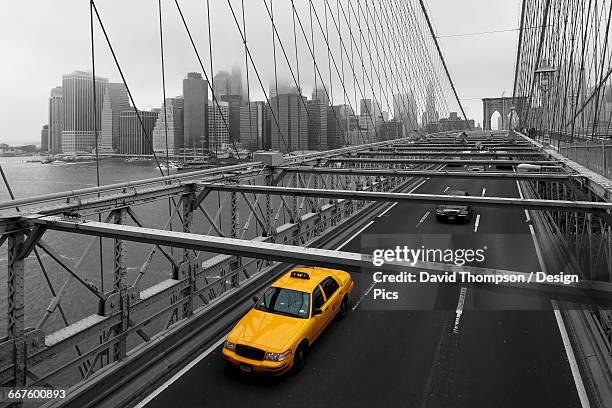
[310,285,328,341]
[320,277,342,328]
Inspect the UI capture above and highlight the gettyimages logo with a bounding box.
[371,245,488,267]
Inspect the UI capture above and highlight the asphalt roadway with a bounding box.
[139,165,583,408]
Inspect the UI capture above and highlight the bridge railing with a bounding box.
[0,137,437,402]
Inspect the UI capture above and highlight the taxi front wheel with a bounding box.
[293,343,307,372]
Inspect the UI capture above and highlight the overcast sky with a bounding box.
[0,0,521,145]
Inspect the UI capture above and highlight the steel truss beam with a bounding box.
[328,157,561,165]
[16,215,612,306]
[278,166,575,181]
[194,183,612,214]
[355,151,545,157]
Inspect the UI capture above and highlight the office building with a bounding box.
[118,109,159,155]
[423,82,439,126]
[240,101,267,151]
[328,104,359,147]
[208,100,229,151]
[379,120,404,141]
[393,92,418,136]
[48,87,63,153]
[99,83,130,152]
[41,124,49,152]
[312,86,330,105]
[307,99,328,151]
[438,112,475,132]
[183,72,208,149]
[268,92,308,153]
[213,67,242,142]
[61,70,108,154]
[153,97,184,155]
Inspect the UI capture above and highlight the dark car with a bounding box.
[435,190,472,223]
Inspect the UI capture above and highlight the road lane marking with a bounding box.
[452,287,467,334]
[378,202,398,218]
[135,335,228,408]
[443,186,450,192]
[515,178,590,408]
[481,187,487,197]
[473,214,481,232]
[336,221,374,250]
[352,280,377,311]
[416,211,430,228]
[551,299,590,408]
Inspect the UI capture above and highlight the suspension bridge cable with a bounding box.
[89,0,104,292]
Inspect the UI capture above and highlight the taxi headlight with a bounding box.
[436,208,445,214]
[459,209,469,215]
[224,340,236,351]
[264,349,292,362]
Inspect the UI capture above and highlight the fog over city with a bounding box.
[0,0,520,145]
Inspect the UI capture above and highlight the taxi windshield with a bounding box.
[255,287,310,319]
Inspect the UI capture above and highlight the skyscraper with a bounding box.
[393,92,418,136]
[213,67,243,142]
[41,124,49,152]
[153,97,184,155]
[360,99,372,117]
[240,101,267,151]
[208,100,229,151]
[268,91,308,153]
[61,70,108,154]
[307,99,328,150]
[423,82,439,125]
[183,72,207,149]
[119,109,159,155]
[100,83,130,152]
[312,86,330,105]
[328,104,358,147]
[48,87,63,154]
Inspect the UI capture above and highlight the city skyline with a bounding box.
[38,65,477,156]
[0,0,520,145]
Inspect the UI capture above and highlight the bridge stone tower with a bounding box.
[482,97,515,131]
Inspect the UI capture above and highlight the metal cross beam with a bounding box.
[18,215,612,306]
[328,158,560,165]
[278,167,575,181]
[355,151,545,157]
[196,183,612,214]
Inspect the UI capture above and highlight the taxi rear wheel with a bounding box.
[293,343,308,372]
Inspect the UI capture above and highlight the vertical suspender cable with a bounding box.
[90,0,104,292]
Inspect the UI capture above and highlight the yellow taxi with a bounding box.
[221,267,354,375]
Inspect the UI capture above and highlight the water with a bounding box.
[0,157,265,335]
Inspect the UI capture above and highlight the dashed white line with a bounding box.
[481,187,487,197]
[443,186,450,192]
[378,202,398,218]
[515,177,590,408]
[473,214,481,232]
[416,211,430,228]
[135,335,228,408]
[453,287,467,334]
[352,280,377,311]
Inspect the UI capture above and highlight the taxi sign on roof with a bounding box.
[290,271,310,280]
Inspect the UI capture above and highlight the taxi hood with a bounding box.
[228,308,308,352]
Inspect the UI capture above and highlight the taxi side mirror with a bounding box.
[252,296,259,304]
[312,308,322,316]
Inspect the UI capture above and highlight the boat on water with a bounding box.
[159,161,179,171]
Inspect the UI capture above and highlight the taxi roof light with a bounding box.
[290,271,310,280]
